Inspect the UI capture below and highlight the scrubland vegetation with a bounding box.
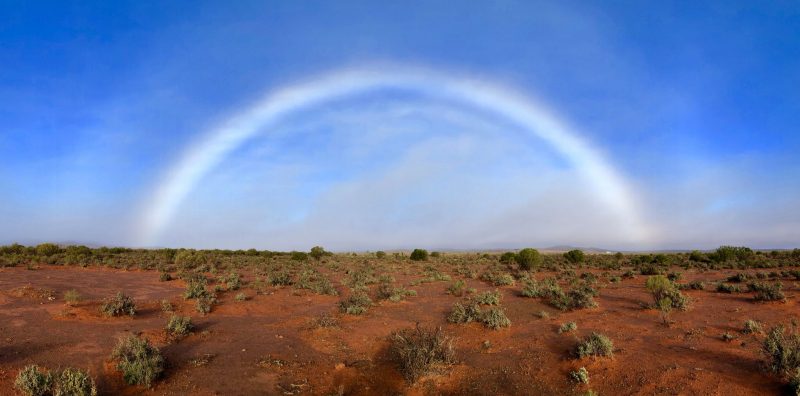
[2,243,800,394]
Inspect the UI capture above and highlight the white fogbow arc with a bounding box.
[138,66,650,246]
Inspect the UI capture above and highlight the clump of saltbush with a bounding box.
[184,276,209,299]
[570,367,589,384]
[389,324,455,383]
[166,315,193,339]
[472,290,501,305]
[447,302,510,329]
[480,270,515,286]
[100,292,136,317]
[111,335,165,387]
[14,365,52,396]
[54,368,97,396]
[575,333,614,358]
[559,322,578,334]
[717,283,742,293]
[645,275,688,310]
[339,293,372,315]
[749,281,785,302]
[742,319,763,335]
[763,325,800,393]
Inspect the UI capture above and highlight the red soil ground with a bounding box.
[0,265,795,395]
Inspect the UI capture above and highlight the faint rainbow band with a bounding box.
[137,66,651,246]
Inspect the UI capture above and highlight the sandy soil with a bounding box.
[0,265,795,395]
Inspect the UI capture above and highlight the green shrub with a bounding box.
[645,275,688,310]
[430,251,441,258]
[410,249,429,261]
[376,283,416,302]
[743,320,763,334]
[520,279,541,297]
[717,283,741,293]
[339,293,372,315]
[235,292,247,301]
[375,251,387,259]
[159,272,172,282]
[473,290,500,305]
[14,365,52,396]
[482,307,511,329]
[54,368,97,396]
[447,280,466,296]
[447,302,483,324]
[184,277,208,299]
[763,325,800,382]
[195,294,216,315]
[309,246,328,260]
[564,249,585,264]
[575,333,614,358]
[570,367,589,384]
[269,270,293,286]
[559,322,577,334]
[166,315,193,339]
[223,272,241,290]
[290,251,308,261]
[499,252,516,264]
[100,292,136,317]
[389,324,455,383]
[749,281,785,302]
[515,248,542,271]
[111,336,165,387]
[35,243,61,257]
[480,271,515,286]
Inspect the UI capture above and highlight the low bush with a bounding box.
[184,277,209,299]
[763,324,800,389]
[269,270,293,286]
[235,292,247,301]
[14,365,52,396]
[717,283,742,293]
[564,249,585,264]
[447,280,466,296]
[645,275,688,310]
[749,281,785,302]
[54,367,97,396]
[480,271,515,286]
[100,292,136,317]
[743,319,763,334]
[410,249,429,261]
[559,322,577,334]
[111,335,165,387]
[473,290,501,305]
[376,283,416,302]
[389,324,455,383]
[339,293,372,315]
[482,307,511,329]
[570,367,589,384]
[166,315,193,339]
[575,333,614,358]
[195,294,216,315]
[516,248,542,271]
[448,302,483,324]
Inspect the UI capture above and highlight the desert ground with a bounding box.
[1,246,799,395]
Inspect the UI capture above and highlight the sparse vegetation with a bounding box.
[389,324,455,383]
[63,289,81,305]
[54,367,97,396]
[14,365,52,396]
[570,367,589,384]
[100,292,136,317]
[559,322,578,334]
[743,319,763,334]
[111,335,165,387]
[166,315,193,339]
[575,333,614,358]
[339,293,372,315]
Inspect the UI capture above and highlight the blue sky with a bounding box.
[1,1,798,250]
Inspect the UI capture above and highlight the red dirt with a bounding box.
[0,265,796,395]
